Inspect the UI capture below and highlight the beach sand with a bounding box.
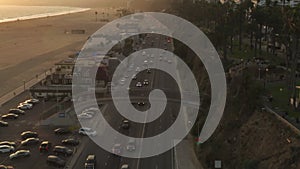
[0,8,115,97]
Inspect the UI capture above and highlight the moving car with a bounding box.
[62,138,79,146]
[77,113,93,119]
[54,128,71,135]
[84,154,96,169]
[136,82,142,87]
[121,164,129,169]
[126,139,136,152]
[9,150,30,160]
[0,120,8,127]
[8,109,25,115]
[21,138,39,146]
[1,114,18,120]
[39,141,52,152]
[53,146,73,156]
[137,102,145,106]
[112,144,122,155]
[121,120,130,129]
[21,131,38,140]
[0,145,15,153]
[143,79,149,85]
[47,155,65,167]
[78,127,97,136]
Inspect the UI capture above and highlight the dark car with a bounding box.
[47,155,66,167]
[39,141,52,152]
[0,120,8,127]
[9,150,30,160]
[0,165,14,169]
[0,141,16,147]
[53,146,73,156]
[85,154,96,169]
[8,109,25,115]
[21,138,39,146]
[121,120,130,129]
[54,128,71,135]
[1,114,18,120]
[21,131,38,140]
[137,102,145,106]
[61,138,79,146]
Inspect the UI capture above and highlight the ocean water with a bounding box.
[0,5,90,23]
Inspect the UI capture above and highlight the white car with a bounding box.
[121,164,129,169]
[77,113,93,119]
[24,98,39,104]
[120,78,126,85]
[78,127,97,136]
[112,144,122,155]
[167,60,172,64]
[136,82,142,87]
[135,67,141,72]
[82,111,95,116]
[85,107,98,112]
[17,103,33,110]
[0,145,15,153]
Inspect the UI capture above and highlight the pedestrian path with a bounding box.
[175,135,203,169]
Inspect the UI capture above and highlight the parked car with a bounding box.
[61,138,79,146]
[24,98,39,104]
[0,141,16,147]
[39,141,52,152]
[21,138,39,146]
[47,155,66,167]
[54,128,71,135]
[0,165,14,169]
[112,144,122,155]
[9,150,30,160]
[1,114,18,120]
[8,109,25,115]
[21,131,38,140]
[0,145,15,153]
[17,103,33,110]
[121,120,130,129]
[0,120,8,127]
[53,146,73,156]
[84,154,96,169]
[78,127,97,136]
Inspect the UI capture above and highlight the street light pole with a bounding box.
[23,80,26,91]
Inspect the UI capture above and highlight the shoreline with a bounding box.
[0,7,111,97]
[0,5,91,24]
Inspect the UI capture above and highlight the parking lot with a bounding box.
[0,91,82,168]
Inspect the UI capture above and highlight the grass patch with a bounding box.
[266,81,300,118]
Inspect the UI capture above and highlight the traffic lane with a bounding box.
[72,136,118,169]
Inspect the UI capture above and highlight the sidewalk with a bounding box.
[0,67,54,106]
[175,135,203,169]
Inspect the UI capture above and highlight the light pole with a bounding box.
[264,68,269,89]
[23,80,26,91]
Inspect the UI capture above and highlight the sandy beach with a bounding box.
[0,8,114,97]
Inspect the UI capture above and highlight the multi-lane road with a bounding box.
[72,34,182,169]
